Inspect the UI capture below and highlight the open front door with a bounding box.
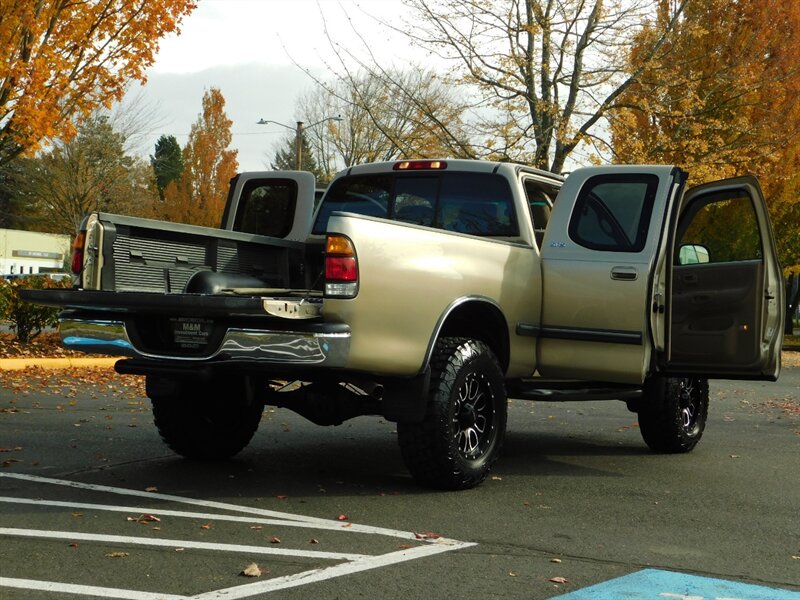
[659,176,784,380]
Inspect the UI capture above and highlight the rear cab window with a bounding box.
[313,172,518,237]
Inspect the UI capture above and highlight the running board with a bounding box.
[507,379,642,402]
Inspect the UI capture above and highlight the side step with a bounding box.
[507,379,642,402]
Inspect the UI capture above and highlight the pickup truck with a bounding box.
[23,159,785,490]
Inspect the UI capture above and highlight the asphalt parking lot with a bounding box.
[1,364,798,599]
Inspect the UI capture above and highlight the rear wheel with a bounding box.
[638,377,708,453]
[147,375,265,459]
[398,337,507,490]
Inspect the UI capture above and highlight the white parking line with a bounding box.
[0,472,476,599]
[0,527,369,560]
[0,578,187,600]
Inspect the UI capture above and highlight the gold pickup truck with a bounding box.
[23,159,785,489]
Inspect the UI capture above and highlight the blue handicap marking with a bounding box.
[552,568,800,599]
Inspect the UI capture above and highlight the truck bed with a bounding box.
[87,212,309,294]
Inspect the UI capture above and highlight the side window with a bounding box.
[234,179,297,238]
[438,173,518,236]
[569,174,658,252]
[677,190,761,264]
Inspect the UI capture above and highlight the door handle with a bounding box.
[611,267,638,281]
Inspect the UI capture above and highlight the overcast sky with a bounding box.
[128,0,415,171]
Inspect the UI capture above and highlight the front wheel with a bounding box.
[638,377,709,453]
[148,375,265,460]
[397,338,507,490]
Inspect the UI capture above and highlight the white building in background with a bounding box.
[0,228,71,276]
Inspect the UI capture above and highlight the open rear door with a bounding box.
[658,176,784,380]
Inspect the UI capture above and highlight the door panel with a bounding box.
[671,261,763,367]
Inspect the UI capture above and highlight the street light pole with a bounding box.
[257,116,342,171]
[295,121,303,170]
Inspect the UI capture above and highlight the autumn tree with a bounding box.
[151,135,184,199]
[323,1,689,173]
[159,88,238,227]
[610,0,800,278]
[295,69,470,179]
[19,114,155,234]
[0,0,196,168]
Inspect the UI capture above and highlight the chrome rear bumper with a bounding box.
[59,318,350,367]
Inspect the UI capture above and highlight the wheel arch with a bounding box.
[423,296,510,373]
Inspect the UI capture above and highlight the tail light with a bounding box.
[71,231,86,275]
[393,160,448,171]
[325,235,358,298]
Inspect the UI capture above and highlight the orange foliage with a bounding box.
[0,0,197,166]
[158,88,238,227]
[611,0,800,271]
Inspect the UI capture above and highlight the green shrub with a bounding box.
[0,276,72,343]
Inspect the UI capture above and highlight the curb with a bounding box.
[0,357,120,371]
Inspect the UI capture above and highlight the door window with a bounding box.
[676,190,762,263]
[568,174,658,252]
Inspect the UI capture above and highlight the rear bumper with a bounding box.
[59,317,351,368]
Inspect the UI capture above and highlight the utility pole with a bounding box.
[295,121,304,170]
[257,116,341,171]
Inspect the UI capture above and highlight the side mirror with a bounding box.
[678,244,710,265]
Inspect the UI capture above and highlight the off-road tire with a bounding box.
[638,377,709,453]
[397,337,507,490]
[148,376,264,460]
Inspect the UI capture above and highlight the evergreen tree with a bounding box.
[271,133,321,176]
[151,135,184,200]
[0,160,27,229]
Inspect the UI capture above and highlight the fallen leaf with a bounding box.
[200,524,212,530]
[270,536,281,544]
[276,495,288,500]
[341,522,352,528]
[250,525,263,530]
[414,531,442,540]
[730,454,740,459]
[398,544,412,550]
[337,514,349,521]
[127,514,160,524]
[508,571,518,577]
[550,558,562,564]
[68,543,79,548]
[105,552,129,558]
[145,486,158,492]
[72,512,83,518]
[549,576,568,584]
[491,476,503,481]
[174,548,185,552]
[241,563,262,577]
[309,538,320,545]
